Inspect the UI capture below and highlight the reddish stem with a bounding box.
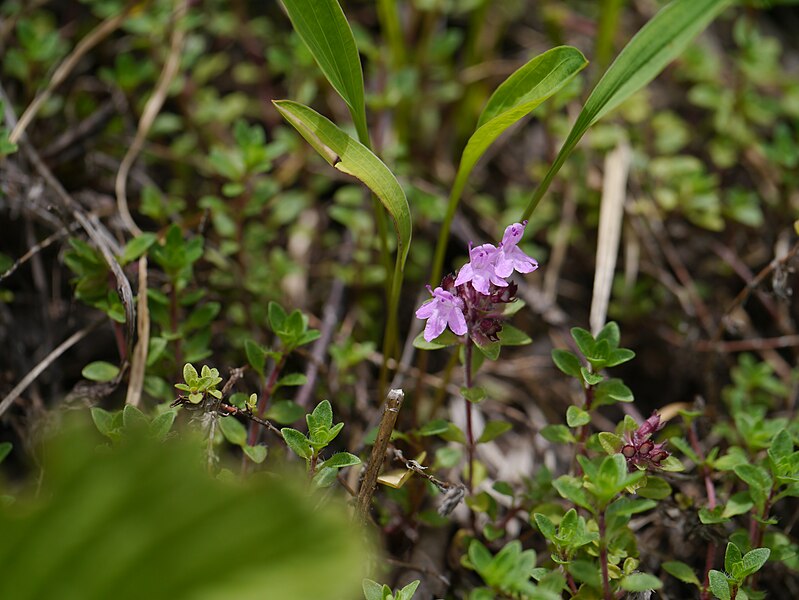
[170,284,182,374]
[573,384,595,475]
[750,486,775,549]
[688,421,718,600]
[247,354,286,447]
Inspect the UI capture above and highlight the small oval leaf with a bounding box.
[81,361,120,383]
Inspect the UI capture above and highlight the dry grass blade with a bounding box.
[116,0,188,236]
[590,141,631,335]
[0,318,103,418]
[125,257,149,407]
[0,82,136,349]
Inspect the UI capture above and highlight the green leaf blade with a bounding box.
[708,570,731,600]
[281,0,367,140]
[453,46,587,201]
[620,572,663,592]
[663,561,701,586]
[740,548,770,578]
[218,416,248,447]
[522,0,732,220]
[81,361,120,383]
[320,452,361,470]
[584,0,732,128]
[273,100,411,267]
[282,428,312,460]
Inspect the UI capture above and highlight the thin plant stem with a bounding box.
[594,0,625,77]
[116,0,188,236]
[430,185,463,287]
[379,254,405,396]
[688,421,718,600]
[349,94,400,396]
[377,0,406,69]
[247,354,287,447]
[0,318,104,418]
[521,145,571,222]
[463,337,475,493]
[750,486,776,549]
[170,284,183,375]
[573,384,595,474]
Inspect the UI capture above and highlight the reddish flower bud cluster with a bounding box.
[622,412,670,472]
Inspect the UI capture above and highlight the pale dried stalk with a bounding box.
[116,0,188,236]
[125,257,150,407]
[590,141,631,335]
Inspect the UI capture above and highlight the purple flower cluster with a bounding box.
[622,412,670,472]
[416,221,538,343]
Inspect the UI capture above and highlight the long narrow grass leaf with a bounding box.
[521,0,732,220]
[273,100,411,267]
[281,0,368,142]
[431,45,587,284]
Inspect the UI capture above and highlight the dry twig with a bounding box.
[0,318,104,418]
[355,388,404,522]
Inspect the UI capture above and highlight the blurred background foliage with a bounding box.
[0,414,370,599]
